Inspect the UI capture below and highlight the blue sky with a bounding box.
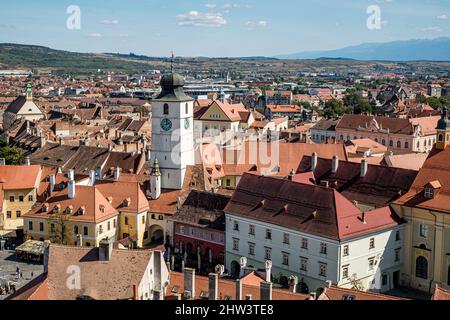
[0,0,449,57]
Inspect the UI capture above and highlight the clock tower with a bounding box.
[150,65,195,190]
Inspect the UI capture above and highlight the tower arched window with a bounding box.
[163,103,169,115]
[185,103,189,114]
[415,256,428,279]
[397,141,401,148]
[389,140,393,147]
[438,134,443,142]
[405,141,409,149]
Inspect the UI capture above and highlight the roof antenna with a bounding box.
[170,51,174,73]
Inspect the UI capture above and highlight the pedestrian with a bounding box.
[20,271,23,279]
[31,271,34,278]
[11,283,15,293]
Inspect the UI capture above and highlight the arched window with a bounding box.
[389,140,394,147]
[375,138,378,143]
[428,139,432,146]
[438,134,443,142]
[415,256,428,279]
[382,139,386,146]
[405,141,409,149]
[163,103,169,115]
[397,141,401,148]
[340,135,344,141]
[417,141,420,149]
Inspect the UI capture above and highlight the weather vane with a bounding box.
[170,51,174,73]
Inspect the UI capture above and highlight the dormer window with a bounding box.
[424,181,441,199]
[78,206,86,216]
[424,188,434,199]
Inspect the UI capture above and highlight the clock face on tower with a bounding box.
[161,118,172,131]
[184,118,190,130]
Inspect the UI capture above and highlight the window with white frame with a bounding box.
[233,221,239,231]
[343,245,349,256]
[342,265,349,279]
[249,224,255,235]
[369,238,375,249]
[395,230,401,241]
[265,229,272,240]
[319,263,327,277]
[264,247,272,260]
[300,257,308,272]
[282,252,289,266]
[248,242,255,256]
[301,238,308,250]
[283,233,290,245]
[424,188,434,199]
[180,225,185,234]
[368,257,375,270]
[232,238,239,251]
[419,224,428,238]
[320,242,327,254]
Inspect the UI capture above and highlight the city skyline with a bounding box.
[0,0,449,57]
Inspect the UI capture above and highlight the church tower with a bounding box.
[25,84,33,101]
[150,55,195,190]
[436,107,450,150]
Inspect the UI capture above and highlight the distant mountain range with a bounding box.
[276,37,450,61]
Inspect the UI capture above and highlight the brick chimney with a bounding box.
[235,279,243,300]
[361,159,368,177]
[184,268,195,299]
[99,238,113,261]
[208,273,219,300]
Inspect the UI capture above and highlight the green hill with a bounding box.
[0,43,159,74]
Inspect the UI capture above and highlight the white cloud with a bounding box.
[100,19,119,25]
[246,20,267,30]
[88,33,103,38]
[437,14,448,20]
[422,26,444,33]
[177,11,227,28]
[205,4,217,8]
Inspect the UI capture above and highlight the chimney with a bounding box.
[208,273,219,300]
[99,238,113,261]
[239,257,247,278]
[311,152,318,171]
[76,234,83,247]
[265,260,272,283]
[235,279,243,300]
[89,170,96,185]
[325,280,333,288]
[108,144,113,152]
[146,149,151,161]
[24,157,31,166]
[49,175,56,194]
[361,212,367,224]
[360,159,368,177]
[331,155,339,174]
[68,169,75,181]
[114,166,120,181]
[96,166,102,181]
[184,268,195,299]
[309,292,317,300]
[0,158,5,166]
[133,284,138,300]
[260,281,273,301]
[68,180,76,199]
[288,275,298,293]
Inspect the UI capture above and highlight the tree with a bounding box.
[0,145,23,165]
[47,210,74,245]
[296,101,311,109]
[349,274,365,291]
[344,92,372,115]
[323,99,346,118]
